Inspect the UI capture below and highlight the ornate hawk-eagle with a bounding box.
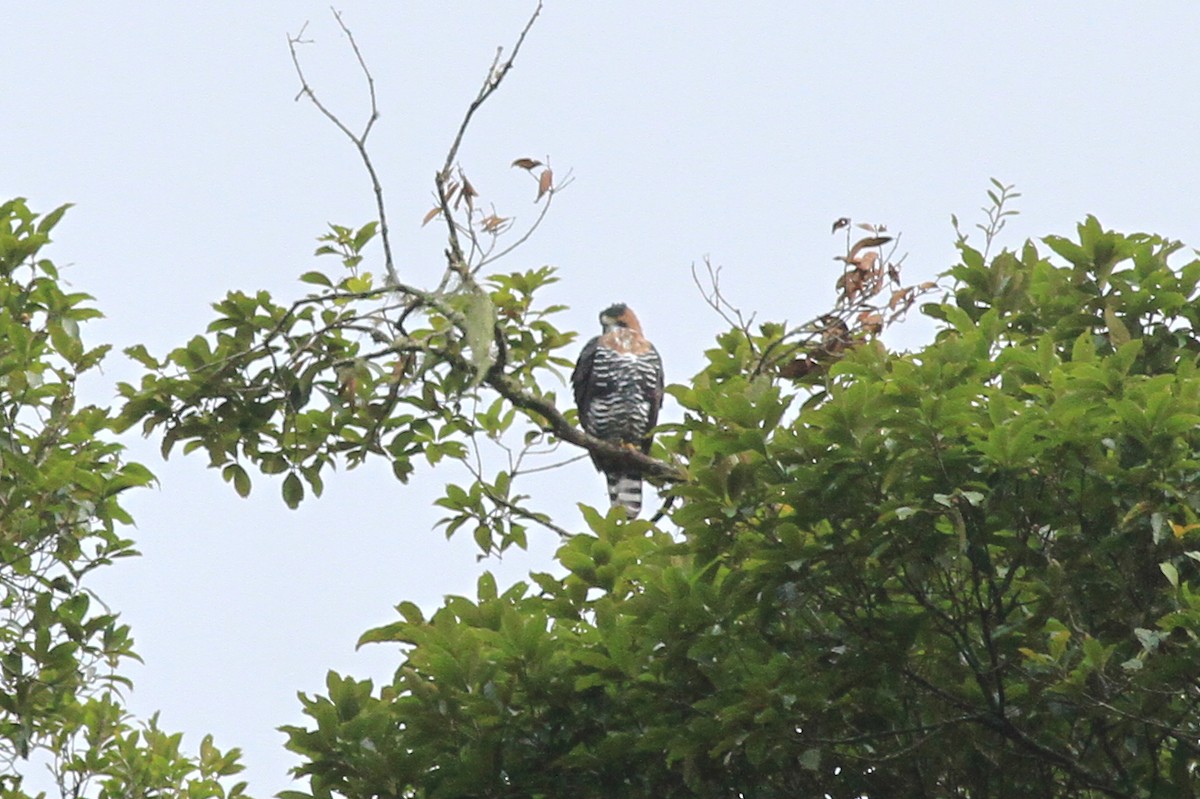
[571,303,664,516]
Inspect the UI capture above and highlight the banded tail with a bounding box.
[606,472,643,517]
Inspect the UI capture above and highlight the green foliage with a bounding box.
[274,205,1200,797]
[0,199,250,798]
[117,220,575,551]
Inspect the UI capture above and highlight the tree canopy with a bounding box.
[245,210,1199,798]
[9,7,1200,799]
[0,198,249,798]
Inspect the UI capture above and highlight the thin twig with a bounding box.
[484,488,572,538]
[475,169,573,273]
[435,1,543,276]
[288,10,397,286]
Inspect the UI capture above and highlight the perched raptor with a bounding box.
[571,303,664,516]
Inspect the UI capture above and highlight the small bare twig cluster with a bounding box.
[421,2,576,291]
[423,157,572,286]
[287,3,565,295]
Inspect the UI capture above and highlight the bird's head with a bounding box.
[599,303,642,334]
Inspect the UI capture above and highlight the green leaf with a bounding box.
[300,271,333,288]
[473,524,492,553]
[35,202,72,234]
[353,221,378,251]
[477,571,497,601]
[222,463,252,498]
[282,472,304,509]
[1160,561,1179,588]
[1043,234,1090,268]
[1103,303,1130,347]
[396,601,424,623]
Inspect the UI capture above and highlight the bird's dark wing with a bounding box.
[571,335,601,429]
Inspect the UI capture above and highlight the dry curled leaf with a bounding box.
[838,270,863,303]
[460,173,478,210]
[888,288,912,311]
[512,157,543,170]
[858,311,884,335]
[452,178,471,211]
[422,207,443,226]
[831,217,851,234]
[818,315,850,355]
[536,168,553,202]
[848,236,893,262]
[480,214,510,234]
[779,356,818,379]
[856,251,880,274]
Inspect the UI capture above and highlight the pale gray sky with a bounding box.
[6,3,1200,795]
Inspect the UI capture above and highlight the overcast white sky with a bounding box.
[6,3,1200,795]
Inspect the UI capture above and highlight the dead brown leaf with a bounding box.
[460,173,478,210]
[422,207,443,226]
[888,288,912,311]
[481,214,510,234]
[536,168,553,202]
[512,158,543,170]
[848,236,893,262]
[831,217,851,234]
[839,270,863,303]
[858,311,883,335]
[779,356,818,379]
[819,315,850,356]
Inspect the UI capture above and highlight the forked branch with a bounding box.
[288,10,397,286]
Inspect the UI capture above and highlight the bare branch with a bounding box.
[483,487,573,539]
[288,10,397,286]
[435,1,544,276]
[691,258,757,335]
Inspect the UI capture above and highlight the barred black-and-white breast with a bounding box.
[571,303,664,516]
